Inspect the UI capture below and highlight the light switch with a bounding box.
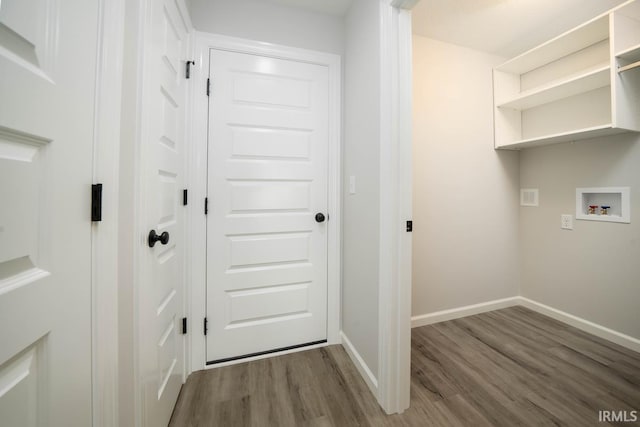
[349,176,356,194]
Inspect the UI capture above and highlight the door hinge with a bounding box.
[406,220,413,232]
[206,78,210,96]
[182,317,187,334]
[183,189,188,206]
[91,184,103,222]
[204,318,208,335]
[185,60,195,79]
[204,197,209,215]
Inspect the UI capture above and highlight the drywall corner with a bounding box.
[341,0,383,381]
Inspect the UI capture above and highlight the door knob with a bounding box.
[315,213,326,223]
[148,230,170,247]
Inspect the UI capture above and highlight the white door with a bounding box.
[206,50,330,363]
[138,0,189,425]
[0,1,99,426]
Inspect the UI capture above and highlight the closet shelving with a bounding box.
[618,43,640,63]
[496,64,610,110]
[493,0,640,149]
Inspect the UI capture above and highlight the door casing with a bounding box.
[187,33,342,371]
[92,0,126,425]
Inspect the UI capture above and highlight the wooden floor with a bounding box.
[169,306,640,426]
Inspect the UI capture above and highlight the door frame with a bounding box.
[92,0,125,425]
[188,33,342,371]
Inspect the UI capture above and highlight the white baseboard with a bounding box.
[411,297,520,328]
[411,296,640,354]
[518,297,640,353]
[340,332,378,396]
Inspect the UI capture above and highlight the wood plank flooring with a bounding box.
[169,306,640,426]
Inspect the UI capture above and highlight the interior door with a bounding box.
[138,0,189,425]
[0,1,99,426]
[206,49,330,363]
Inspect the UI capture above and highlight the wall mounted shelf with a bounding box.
[493,0,640,149]
[496,16,610,75]
[497,125,626,149]
[617,43,640,60]
[497,65,610,110]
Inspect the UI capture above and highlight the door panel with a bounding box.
[229,126,311,159]
[226,282,312,322]
[0,342,42,427]
[228,232,311,266]
[139,0,189,425]
[233,74,312,107]
[207,50,329,363]
[0,0,99,425]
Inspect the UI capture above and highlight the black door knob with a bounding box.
[315,213,326,223]
[148,230,170,247]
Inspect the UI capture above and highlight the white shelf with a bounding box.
[616,43,640,74]
[496,125,628,150]
[497,65,610,110]
[617,43,640,61]
[494,0,640,149]
[497,16,609,74]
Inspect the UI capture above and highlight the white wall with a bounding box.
[411,36,520,317]
[187,0,344,54]
[520,134,640,339]
[342,0,382,378]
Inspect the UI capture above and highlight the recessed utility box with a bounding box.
[576,187,630,223]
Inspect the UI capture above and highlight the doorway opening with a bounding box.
[188,34,342,370]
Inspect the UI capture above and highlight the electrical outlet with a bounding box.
[561,214,573,230]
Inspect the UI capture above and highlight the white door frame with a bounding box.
[92,0,125,425]
[377,0,417,414]
[188,33,342,371]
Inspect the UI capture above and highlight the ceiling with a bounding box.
[242,0,628,57]
[412,0,628,58]
[256,0,354,16]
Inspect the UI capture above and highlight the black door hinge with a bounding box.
[204,197,208,215]
[182,317,187,334]
[185,60,195,79]
[91,184,103,222]
[406,220,413,232]
[183,189,188,206]
[204,318,208,335]
[206,78,211,96]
